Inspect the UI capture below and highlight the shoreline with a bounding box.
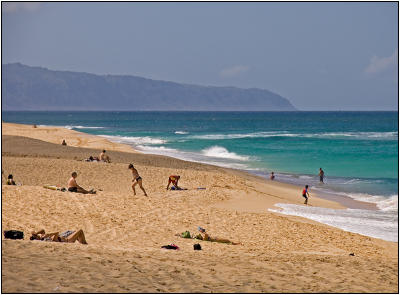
[2,122,397,292]
[1,122,382,211]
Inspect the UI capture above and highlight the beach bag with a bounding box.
[182,231,191,238]
[194,243,202,250]
[4,230,24,240]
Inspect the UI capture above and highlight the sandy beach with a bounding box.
[2,123,398,293]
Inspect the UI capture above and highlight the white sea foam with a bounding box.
[174,131,189,135]
[64,125,104,130]
[343,193,398,212]
[189,131,398,141]
[201,146,250,161]
[135,145,250,170]
[269,203,398,242]
[100,135,167,145]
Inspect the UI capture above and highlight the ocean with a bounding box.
[2,111,398,242]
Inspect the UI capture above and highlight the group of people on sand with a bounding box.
[85,150,111,163]
[269,168,325,205]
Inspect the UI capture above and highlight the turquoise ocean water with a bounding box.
[3,111,398,241]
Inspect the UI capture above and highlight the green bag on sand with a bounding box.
[182,231,191,239]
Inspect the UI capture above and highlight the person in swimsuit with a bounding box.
[166,175,181,190]
[99,150,111,163]
[128,164,148,196]
[67,172,96,194]
[319,168,325,183]
[30,229,87,244]
[196,227,241,245]
[270,172,275,180]
[302,185,310,205]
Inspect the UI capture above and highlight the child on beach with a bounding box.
[302,185,310,205]
[67,172,96,194]
[128,164,148,196]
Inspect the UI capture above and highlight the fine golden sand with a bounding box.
[2,123,398,293]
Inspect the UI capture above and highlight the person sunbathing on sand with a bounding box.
[128,164,148,196]
[99,150,111,163]
[67,172,96,194]
[196,227,241,245]
[30,229,87,244]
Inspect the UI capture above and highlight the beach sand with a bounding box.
[2,123,398,293]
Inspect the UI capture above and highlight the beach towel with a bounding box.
[43,185,66,192]
[161,244,180,250]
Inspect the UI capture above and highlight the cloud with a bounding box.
[220,65,249,78]
[2,2,41,13]
[365,50,398,74]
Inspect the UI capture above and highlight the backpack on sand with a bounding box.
[4,230,24,240]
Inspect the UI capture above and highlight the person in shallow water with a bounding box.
[319,168,325,183]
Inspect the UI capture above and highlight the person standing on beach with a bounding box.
[128,164,148,196]
[302,185,310,205]
[319,168,325,183]
[270,172,275,180]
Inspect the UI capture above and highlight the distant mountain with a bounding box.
[2,63,296,111]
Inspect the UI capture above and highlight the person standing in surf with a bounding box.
[319,168,325,183]
[302,185,310,205]
[128,164,148,197]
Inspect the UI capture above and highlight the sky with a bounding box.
[2,2,398,110]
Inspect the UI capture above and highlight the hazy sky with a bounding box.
[2,2,398,110]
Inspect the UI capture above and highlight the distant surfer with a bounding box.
[319,168,324,183]
[302,185,310,205]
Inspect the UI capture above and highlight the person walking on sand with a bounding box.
[270,172,275,180]
[319,168,325,183]
[128,164,148,196]
[67,172,96,194]
[302,185,310,205]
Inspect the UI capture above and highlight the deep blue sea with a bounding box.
[3,111,398,241]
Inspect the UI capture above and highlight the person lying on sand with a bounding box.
[30,229,87,244]
[99,150,111,163]
[128,164,148,196]
[85,156,100,162]
[166,175,182,190]
[195,227,241,245]
[67,172,96,194]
